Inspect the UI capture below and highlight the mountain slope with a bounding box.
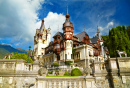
[0,44,27,59]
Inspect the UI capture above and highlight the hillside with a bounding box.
[0,44,27,59]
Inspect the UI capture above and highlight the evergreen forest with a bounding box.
[102,25,130,57]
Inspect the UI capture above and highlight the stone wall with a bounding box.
[0,57,130,88]
[0,77,36,88]
[0,59,39,88]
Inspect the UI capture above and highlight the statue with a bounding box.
[83,67,92,76]
[38,66,48,76]
[116,50,127,57]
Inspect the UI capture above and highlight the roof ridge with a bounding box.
[76,31,87,36]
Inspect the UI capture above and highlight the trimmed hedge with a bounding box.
[48,71,53,74]
[65,61,73,65]
[53,62,59,66]
[71,68,82,76]
[64,72,70,76]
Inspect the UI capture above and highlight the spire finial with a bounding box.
[67,6,68,15]
[97,25,99,33]
[84,25,85,32]
[42,13,44,24]
[43,13,44,20]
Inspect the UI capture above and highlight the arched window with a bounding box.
[57,44,60,48]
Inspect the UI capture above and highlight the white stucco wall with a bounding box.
[65,40,73,60]
[47,33,51,47]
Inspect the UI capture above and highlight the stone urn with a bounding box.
[59,71,65,76]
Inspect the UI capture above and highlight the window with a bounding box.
[65,54,67,59]
[61,43,63,48]
[57,44,60,48]
[58,37,60,39]
[55,45,57,49]
[67,28,69,30]
[71,54,73,59]
[71,42,72,47]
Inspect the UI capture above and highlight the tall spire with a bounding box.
[42,14,44,23]
[97,25,100,33]
[43,14,44,20]
[97,25,101,40]
[66,6,70,18]
[67,6,69,15]
[40,13,45,33]
[84,25,85,32]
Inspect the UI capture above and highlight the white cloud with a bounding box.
[0,0,44,42]
[44,12,65,40]
[106,22,114,28]
[99,21,114,31]
[36,12,66,41]
[99,26,104,31]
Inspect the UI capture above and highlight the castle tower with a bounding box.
[47,27,51,46]
[63,6,73,61]
[97,25,105,60]
[34,14,48,60]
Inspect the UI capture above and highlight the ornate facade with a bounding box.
[34,15,51,60]
[34,7,109,66]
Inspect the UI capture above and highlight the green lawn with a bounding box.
[46,75,79,77]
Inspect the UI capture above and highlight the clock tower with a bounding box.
[63,6,73,61]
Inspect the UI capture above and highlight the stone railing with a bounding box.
[36,76,97,88]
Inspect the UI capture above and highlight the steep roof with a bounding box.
[90,36,98,44]
[76,31,88,41]
[53,32,63,39]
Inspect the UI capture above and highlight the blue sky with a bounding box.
[0,0,130,50]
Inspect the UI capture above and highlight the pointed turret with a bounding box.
[97,25,101,40]
[63,6,72,27]
[97,25,100,33]
[66,6,70,18]
[40,14,45,33]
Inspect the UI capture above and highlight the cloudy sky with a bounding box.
[0,0,130,50]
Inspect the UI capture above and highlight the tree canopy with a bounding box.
[7,52,33,63]
[102,25,130,57]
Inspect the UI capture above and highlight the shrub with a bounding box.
[65,61,73,65]
[71,68,82,76]
[59,69,61,71]
[64,72,70,76]
[48,71,52,74]
[53,62,59,66]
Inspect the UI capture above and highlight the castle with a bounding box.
[34,7,109,66]
[0,7,130,88]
